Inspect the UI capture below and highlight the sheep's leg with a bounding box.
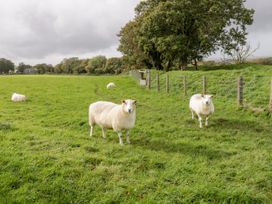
[118,132,124,145]
[197,114,203,128]
[190,109,195,119]
[126,130,131,144]
[90,126,93,137]
[101,127,107,138]
[205,117,209,126]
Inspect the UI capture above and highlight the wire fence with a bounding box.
[134,70,272,112]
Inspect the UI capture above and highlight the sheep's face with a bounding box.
[202,94,213,105]
[122,99,137,114]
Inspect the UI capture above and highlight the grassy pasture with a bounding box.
[0,65,272,203]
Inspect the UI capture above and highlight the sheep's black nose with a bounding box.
[128,109,132,113]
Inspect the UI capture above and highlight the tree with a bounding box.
[54,63,64,73]
[73,59,88,74]
[86,56,107,74]
[58,57,80,74]
[34,64,54,74]
[118,20,153,70]
[104,57,124,74]
[0,58,15,74]
[119,0,254,71]
[228,43,260,64]
[17,63,32,74]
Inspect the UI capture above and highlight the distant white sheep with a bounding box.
[89,99,137,145]
[11,93,26,102]
[189,94,214,128]
[106,82,116,89]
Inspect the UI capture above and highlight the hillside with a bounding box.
[151,64,272,111]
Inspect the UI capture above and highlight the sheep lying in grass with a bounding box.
[189,94,214,128]
[11,93,26,102]
[89,99,137,145]
[106,82,116,89]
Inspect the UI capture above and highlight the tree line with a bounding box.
[118,0,254,71]
[0,56,125,75]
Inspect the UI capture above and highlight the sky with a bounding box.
[0,0,271,65]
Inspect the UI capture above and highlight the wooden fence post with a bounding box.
[237,76,243,107]
[166,74,169,93]
[183,76,187,96]
[156,74,160,92]
[202,76,207,95]
[269,79,272,112]
[146,69,151,89]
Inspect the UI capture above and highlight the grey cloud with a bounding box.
[246,0,272,33]
[0,0,271,64]
[0,0,140,64]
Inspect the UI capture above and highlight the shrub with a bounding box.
[104,57,123,74]
[250,57,272,65]
[86,56,107,74]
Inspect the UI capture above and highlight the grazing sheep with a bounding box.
[106,82,116,89]
[189,94,214,128]
[89,99,137,145]
[11,93,26,102]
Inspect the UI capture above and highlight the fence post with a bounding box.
[202,76,207,95]
[183,76,187,96]
[156,74,160,92]
[237,76,243,107]
[166,74,169,93]
[146,69,151,89]
[269,79,272,112]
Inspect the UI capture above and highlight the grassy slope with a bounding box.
[0,65,272,203]
[152,64,272,110]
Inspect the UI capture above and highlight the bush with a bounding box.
[202,60,218,67]
[104,57,123,74]
[0,58,15,74]
[86,56,107,74]
[250,57,272,65]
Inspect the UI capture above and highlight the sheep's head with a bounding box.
[201,94,213,105]
[121,99,137,114]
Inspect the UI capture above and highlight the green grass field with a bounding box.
[0,65,272,203]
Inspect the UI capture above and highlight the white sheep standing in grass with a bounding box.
[189,94,214,128]
[106,82,116,89]
[11,93,26,102]
[89,99,137,145]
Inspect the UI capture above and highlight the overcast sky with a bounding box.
[0,0,271,65]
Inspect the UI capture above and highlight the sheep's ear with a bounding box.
[122,100,126,104]
[201,94,205,98]
[209,95,213,98]
[133,100,137,105]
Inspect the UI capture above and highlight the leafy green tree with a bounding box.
[104,57,123,74]
[119,0,254,71]
[58,57,80,74]
[0,58,15,74]
[118,20,153,70]
[34,64,54,74]
[86,56,107,74]
[17,63,32,74]
[54,63,64,73]
[73,59,88,74]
